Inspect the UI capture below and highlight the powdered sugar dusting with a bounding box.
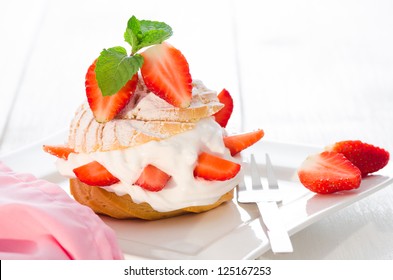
[68,79,223,153]
[119,79,223,122]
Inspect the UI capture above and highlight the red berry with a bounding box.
[73,161,119,186]
[326,140,390,176]
[223,129,264,156]
[85,60,138,123]
[213,88,234,128]
[298,151,362,194]
[141,42,192,108]
[134,164,171,192]
[194,152,241,181]
[43,145,75,160]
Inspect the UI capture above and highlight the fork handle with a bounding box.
[257,201,293,253]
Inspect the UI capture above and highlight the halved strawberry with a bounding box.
[194,152,241,181]
[213,89,234,128]
[140,42,192,108]
[297,151,362,194]
[86,59,138,123]
[73,161,119,186]
[42,145,75,160]
[325,140,390,176]
[224,129,264,156]
[134,164,171,192]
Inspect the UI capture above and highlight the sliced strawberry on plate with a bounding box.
[134,164,171,192]
[73,161,120,186]
[194,152,241,181]
[297,151,362,194]
[325,140,390,176]
[213,88,234,128]
[140,42,192,108]
[86,59,138,123]
[224,129,264,156]
[42,145,75,160]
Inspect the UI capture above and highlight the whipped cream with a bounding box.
[56,118,242,212]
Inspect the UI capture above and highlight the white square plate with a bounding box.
[1,131,392,259]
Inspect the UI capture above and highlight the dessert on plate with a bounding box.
[43,16,264,220]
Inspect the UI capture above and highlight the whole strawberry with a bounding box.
[326,140,390,176]
[298,151,362,194]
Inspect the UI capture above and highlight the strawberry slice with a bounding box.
[73,161,119,186]
[140,42,192,108]
[297,151,362,194]
[325,140,390,176]
[224,129,264,156]
[85,60,138,123]
[213,88,234,128]
[43,145,75,160]
[194,152,241,181]
[134,164,171,192]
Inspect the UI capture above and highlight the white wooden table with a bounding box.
[1,0,392,259]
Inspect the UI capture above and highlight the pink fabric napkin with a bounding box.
[0,162,123,260]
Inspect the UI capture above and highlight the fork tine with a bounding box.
[250,154,263,190]
[265,154,279,190]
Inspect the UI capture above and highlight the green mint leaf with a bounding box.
[124,16,173,54]
[95,46,143,96]
[124,16,140,54]
[137,19,173,48]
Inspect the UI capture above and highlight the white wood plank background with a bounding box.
[1,0,393,259]
[0,0,241,152]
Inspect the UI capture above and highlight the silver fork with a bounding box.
[237,153,293,253]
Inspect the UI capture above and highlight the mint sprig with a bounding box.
[125,16,173,55]
[95,16,172,96]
